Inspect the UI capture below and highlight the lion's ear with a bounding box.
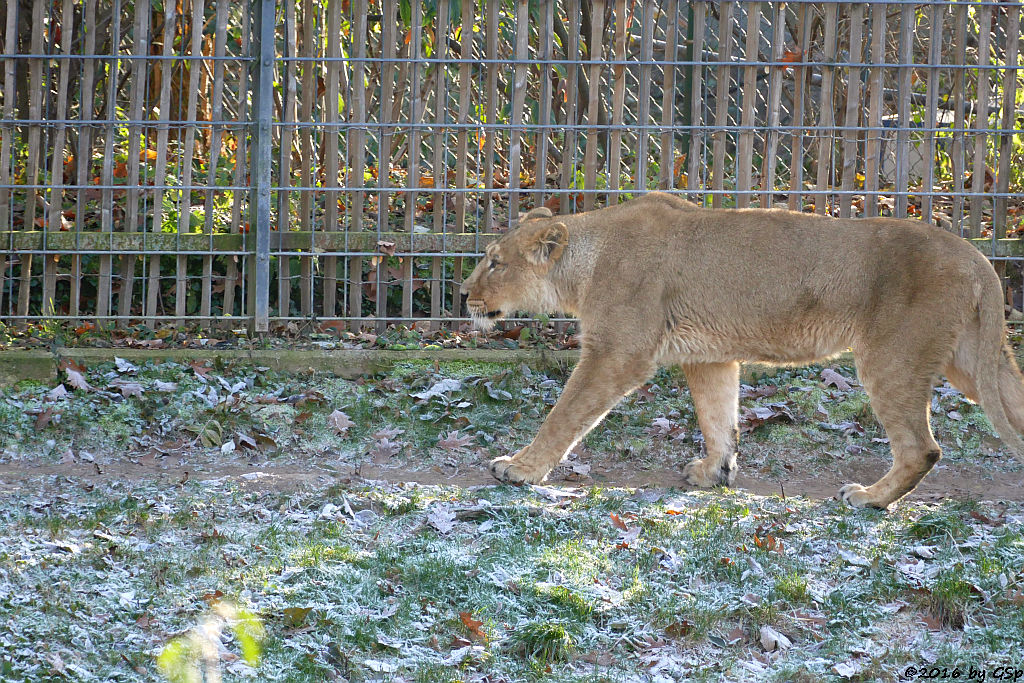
[526,222,568,266]
[523,206,554,221]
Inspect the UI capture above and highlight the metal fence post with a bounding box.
[249,0,274,332]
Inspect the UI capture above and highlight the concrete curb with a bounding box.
[0,347,581,383]
[0,346,839,385]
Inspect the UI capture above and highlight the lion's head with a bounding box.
[460,207,569,331]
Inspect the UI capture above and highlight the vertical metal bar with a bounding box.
[250,0,273,332]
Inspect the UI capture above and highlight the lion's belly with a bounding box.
[656,318,853,366]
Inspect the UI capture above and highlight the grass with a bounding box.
[0,476,1023,680]
[1,359,1024,680]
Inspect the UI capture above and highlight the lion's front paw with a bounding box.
[838,483,890,510]
[489,454,548,485]
[683,457,736,488]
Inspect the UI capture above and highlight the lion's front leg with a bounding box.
[680,362,741,488]
[490,354,655,484]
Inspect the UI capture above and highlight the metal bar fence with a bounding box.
[1,0,1023,332]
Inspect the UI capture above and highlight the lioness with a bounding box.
[460,192,1024,509]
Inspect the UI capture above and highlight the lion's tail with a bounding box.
[965,269,1024,458]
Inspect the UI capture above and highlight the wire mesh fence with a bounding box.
[1,0,1023,332]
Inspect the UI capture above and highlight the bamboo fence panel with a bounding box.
[197,0,228,321]
[0,0,14,260]
[787,2,810,211]
[401,0,423,321]
[348,0,368,327]
[657,0,678,193]
[225,1,251,319]
[376,0,398,328]
[42,0,74,317]
[483,0,500,225]
[894,2,914,218]
[634,0,654,201]
[295,0,314,317]
[919,3,942,224]
[429,0,450,330]
[950,1,968,232]
[118,2,149,321]
[606,0,627,204]
[995,5,1021,238]
[4,0,1024,330]
[839,3,864,219]
[863,3,886,218]
[96,0,123,320]
[813,2,837,215]
[177,0,205,319]
[146,0,177,323]
[969,2,994,238]
[323,0,342,318]
[686,0,706,196]
[759,1,784,208]
[735,1,760,209]
[535,0,555,210]
[450,0,475,321]
[278,0,298,318]
[710,1,734,208]
[509,0,531,212]
[18,0,45,318]
[71,0,100,318]
[559,0,581,214]
[582,0,605,209]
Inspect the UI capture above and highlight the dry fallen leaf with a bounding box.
[48,384,69,401]
[821,368,853,391]
[427,505,457,534]
[437,430,474,451]
[110,380,144,398]
[458,611,486,641]
[64,367,93,392]
[328,410,355,435]
[759,625,792,652]
[370,438,402,461]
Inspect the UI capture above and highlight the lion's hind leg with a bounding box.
[840,351,942,509]
[681,361,741,488]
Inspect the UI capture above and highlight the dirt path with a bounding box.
[3,455,1022,503]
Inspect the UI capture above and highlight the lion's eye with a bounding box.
[488,259,500,270]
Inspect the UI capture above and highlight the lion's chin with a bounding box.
[469,310,503,332]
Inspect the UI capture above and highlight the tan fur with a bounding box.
[460,192,1024,509]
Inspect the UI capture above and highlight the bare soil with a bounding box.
[3,448,1021,504]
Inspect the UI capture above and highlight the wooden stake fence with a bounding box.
[2,0,1023,330]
